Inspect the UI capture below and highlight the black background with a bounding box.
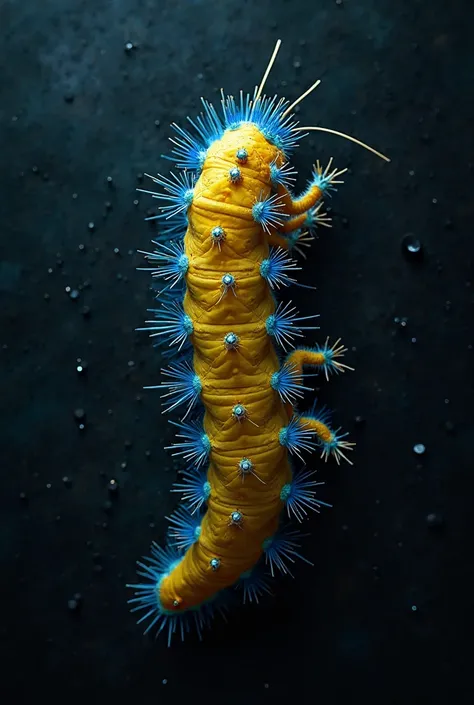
[1,0,473,701]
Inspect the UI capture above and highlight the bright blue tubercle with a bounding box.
[222,273,235,286]
[229,166,242,183]
[270,363,313,404]
[138,301,193,352]
[211,225,225,244]
[139,171,195,221]
[166,506,202,551]
[278,416,317,461]
[166,417,211,468]
[230,511,243,526]
[260,246,300,290]
[137,239,188,291]
[269,160,298,188]
[265,300,320,351]
[150,360,202,418]
[224,332,239,350]
[236,148,248,162]
[280,469,331,523]
[171,468,211,514]
[232,404,246,421]
[252,192,286,234]
[238,457,253,476]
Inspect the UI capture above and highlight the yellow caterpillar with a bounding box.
[127,40,389,645]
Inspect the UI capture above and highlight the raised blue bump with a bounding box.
[229,166,241,183]
[260,247,300,290]
[236,148,248,162]
[211,225,225,245]
[224,332,239,350]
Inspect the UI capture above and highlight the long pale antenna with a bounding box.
[282,79,321,119]
[296,126,390,162]
[255,39,282,102]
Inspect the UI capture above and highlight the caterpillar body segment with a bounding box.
[127,40,389,646]
[160,123,295,611]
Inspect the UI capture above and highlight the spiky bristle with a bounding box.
[171,467,211,514]
[280,469,331,523]
[262,527,314,577]
[266,300,320,351]
[166,418,211,468]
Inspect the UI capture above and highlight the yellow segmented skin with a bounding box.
[158,124,295,610]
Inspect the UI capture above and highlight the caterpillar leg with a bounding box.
[299,413,355,465]
[268,205,331,259]
[285,338,354,382]
[275,158,347,216]
[281,213,308,234]
[284,340,355,465]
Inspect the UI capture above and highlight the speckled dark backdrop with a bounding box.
[1,0,473,701]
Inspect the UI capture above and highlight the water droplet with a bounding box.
[108,479,119,495]
[401,233,422,261]
[426,512,444,529]
[413,443,425,455]
[76,359,88,375]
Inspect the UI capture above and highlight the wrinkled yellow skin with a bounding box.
[159,124,323,611]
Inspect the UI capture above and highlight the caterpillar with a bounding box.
[127,39,389,646]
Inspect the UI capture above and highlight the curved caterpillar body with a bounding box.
[127,40,389,645]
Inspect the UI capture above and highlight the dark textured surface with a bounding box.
[1,0,473,701]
